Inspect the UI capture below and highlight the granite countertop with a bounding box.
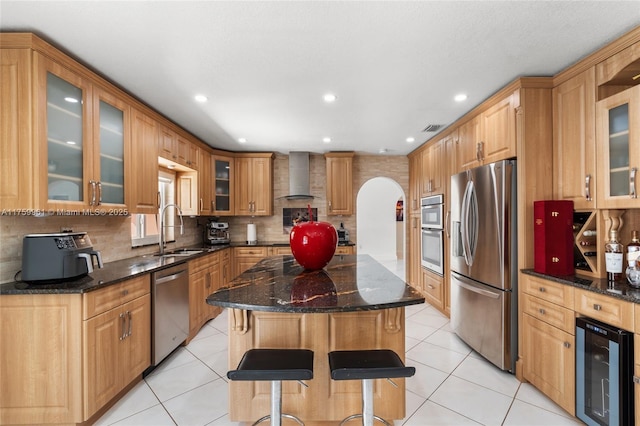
[522,269,640,303]
[0,244,230,295]
[206,254,425,313]
[230,241,356,247]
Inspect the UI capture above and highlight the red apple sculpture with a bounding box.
[290,205,338,271]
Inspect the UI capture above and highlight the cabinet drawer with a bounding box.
[522,294,575,334]
[235,246,268,257]
[521,274,574,307]
[335,246,353,255]
[270,246,292,255]
[190,252,219,273]
[422,272,443,301]
[83,275,150,319]
[574,288,634,331]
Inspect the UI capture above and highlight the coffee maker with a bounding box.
[206,220,230,245]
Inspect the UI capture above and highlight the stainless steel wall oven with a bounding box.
[420,194,444,275]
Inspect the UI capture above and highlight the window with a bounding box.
[130,170,176,247]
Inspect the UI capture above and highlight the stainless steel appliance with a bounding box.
[206,220,230,245]
[151,264,189,366]
[576,317,634,426]
[421,194,444,275]
[337,222,350,244]
[21,232,103,282]
[450,159,517,371]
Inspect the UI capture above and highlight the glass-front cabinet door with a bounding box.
[39,54,129,211]
[213,155,234,216]
[44,63,90,208]
[596,84,639,208]
[93,88,128,207]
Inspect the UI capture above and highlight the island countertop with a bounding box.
[206,254,424,313]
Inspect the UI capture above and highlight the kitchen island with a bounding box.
[207,254,424,424]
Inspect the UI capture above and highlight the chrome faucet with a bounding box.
[159,203,184,254]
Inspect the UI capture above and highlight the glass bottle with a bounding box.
[605,229,624,281]
[628,230,640,264]
[627,260,640,287]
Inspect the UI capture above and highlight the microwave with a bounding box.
[421,195,444,229]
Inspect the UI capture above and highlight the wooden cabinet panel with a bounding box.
[406,215,422,291]
[574,288,634,331]
[0,49,37,210]
[522,293,574,334]
[271,246,293,255]
[0,294,83,425]
[235,154,273,216]
[83,275,150,319]
[553,68,597,209]
[129,108,159,214]
[481,93,516,164]
[189,252,223,340]
[421,140,444,196]
[334,246,354,255]
[522,314,575,415]
[408,152,421,213]
[325,152,354,215]
[457,116,481,171]
[422,269,443,310]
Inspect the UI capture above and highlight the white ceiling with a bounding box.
[1,1,639,156]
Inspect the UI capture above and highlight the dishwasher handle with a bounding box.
[154,269,187,285]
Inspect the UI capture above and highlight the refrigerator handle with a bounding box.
[460,181,473,266]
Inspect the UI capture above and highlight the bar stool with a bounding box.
[227,348,314,426]
[328,349,415,426]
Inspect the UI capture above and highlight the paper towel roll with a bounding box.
[247,223,257,243]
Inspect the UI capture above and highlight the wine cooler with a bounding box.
[576,316,634,426]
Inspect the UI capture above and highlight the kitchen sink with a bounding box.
[155,249,203,257]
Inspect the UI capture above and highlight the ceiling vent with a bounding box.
[283,151,314,200]
[422,124,443,132]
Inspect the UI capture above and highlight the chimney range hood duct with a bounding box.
[284,152,314,200]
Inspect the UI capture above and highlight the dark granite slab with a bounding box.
[229,241,355,247]
[0,245,230,295]
[522,269,640,303]
[206,254,425,313]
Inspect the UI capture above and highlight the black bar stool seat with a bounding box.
[227,349,314,426]
[328,349,415,426]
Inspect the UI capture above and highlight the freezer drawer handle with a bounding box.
[456,280,500,299]
[593,304,602,311]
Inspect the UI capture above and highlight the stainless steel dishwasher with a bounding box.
[151,263,189,366]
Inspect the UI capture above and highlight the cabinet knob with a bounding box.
[538,287,546,293]
[564,342,571,348]
[593,304,602,311]
[539,308,545,315]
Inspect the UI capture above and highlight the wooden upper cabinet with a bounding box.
[177,134,198,170]
[408,152,421,213]
[159,125,177,162]
[421,139,444,196]
[325,152,354,216]
[212,154,235,216]
[552,67,597,210]
[0,48,36,210]
[198,149,214,216]
[596,84,640,208]
[456,92,516,172]
[129,108,159,214]
[481,93,516,164]
[235,153,274,216]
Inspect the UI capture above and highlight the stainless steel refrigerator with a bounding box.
[450,159,518,372]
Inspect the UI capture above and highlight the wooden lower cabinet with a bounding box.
[188,252,223,341]
[522,313,575,415]
[0,275,151,425]
[233,246,269,278]
[227,308,407,422]
[422,269,443,311]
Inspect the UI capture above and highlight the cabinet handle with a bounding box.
[211,201,215,211]
[538,287,546,293]
[89,180,97,206]
[630,167,637,199]
[200,198,203,211]
[593,304,602,311]
[634,376,640,385]
[445,211,451,238]
[539,308,545,315]
[564,342,571,348]
[476,141,484,162]
[119,312,126,340]
[585,174,592,201]
[157,191,161,209]
[427,284,435,289]
[97,181,102,206]
[122,289,129,297]
[127,311,132,337]
[328,200,332,212]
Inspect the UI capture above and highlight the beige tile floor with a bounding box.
[94,260,583,426]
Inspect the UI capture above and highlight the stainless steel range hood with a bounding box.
[283,152,314,200]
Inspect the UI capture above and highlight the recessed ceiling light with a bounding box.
[66,140,76,145]
[323,93,337,103]
[194,94,208,103]
[322,137,332,143]
[64,97,79,103]
[238,138,247,143]
[454,93,468,102]
[406,137,415,143]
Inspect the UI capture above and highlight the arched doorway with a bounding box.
[356,177,405,279]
